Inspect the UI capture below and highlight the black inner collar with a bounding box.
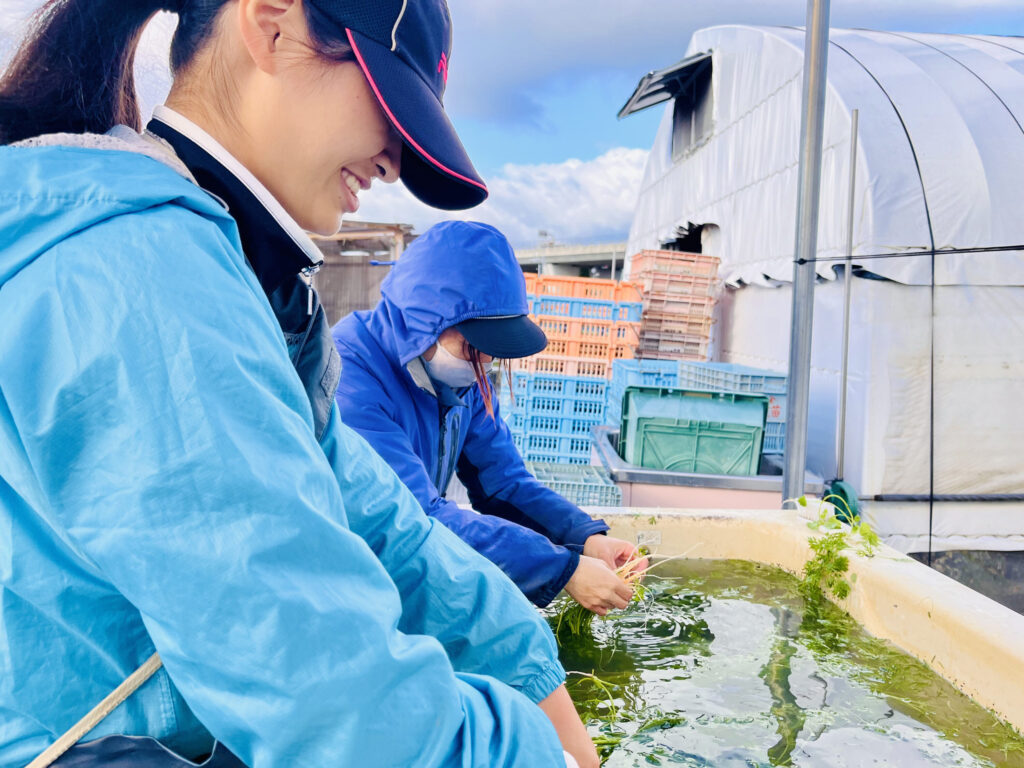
[147,117,316,296]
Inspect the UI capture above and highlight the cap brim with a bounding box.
[456,315,548,359]
[346,29,488,211]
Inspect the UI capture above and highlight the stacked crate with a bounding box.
[629,250,720,360]
[501,275,642,464]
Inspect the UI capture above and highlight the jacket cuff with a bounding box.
[516,658,568,704]
[531,548,580,608]
[562,518,611,548]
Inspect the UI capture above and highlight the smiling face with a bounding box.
[252,56,403,233]
[167,0,403,235]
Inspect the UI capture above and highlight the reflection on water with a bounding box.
[546,559,1024,767]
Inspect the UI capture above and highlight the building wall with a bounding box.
[313,247,393,326]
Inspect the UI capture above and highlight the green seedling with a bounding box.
[801,531,852,601]
[784,494,880,602]
[555,547,653,638]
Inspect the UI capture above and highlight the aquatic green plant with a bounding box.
[800,530,852,600]
[788,494,880,601]
[564,671,631,760]
[760,634,805,766]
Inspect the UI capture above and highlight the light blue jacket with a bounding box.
[0,139,566,768]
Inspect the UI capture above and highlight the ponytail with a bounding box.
[0,0,177,144]
[0,0,354,146]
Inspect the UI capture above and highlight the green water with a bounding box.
[547,559,1024,767]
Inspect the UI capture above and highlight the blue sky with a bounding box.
[441,0,1024,177]
[2,0,1022,247]
[365,0,1024,246]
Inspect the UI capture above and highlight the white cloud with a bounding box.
[354,147,649,248]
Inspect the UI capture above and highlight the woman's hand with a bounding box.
[538,684,600,768]
[584,534,649,577]
[565,555,632,615]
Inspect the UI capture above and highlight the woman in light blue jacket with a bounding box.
[0,1,594,767]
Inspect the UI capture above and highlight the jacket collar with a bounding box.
[146,106,323,296]
[406,357,466,407]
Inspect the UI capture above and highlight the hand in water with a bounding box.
[565,555,632,615]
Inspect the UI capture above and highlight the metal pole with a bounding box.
[836,108,859,481]
[782,0,832,504]
[611,250,618,281]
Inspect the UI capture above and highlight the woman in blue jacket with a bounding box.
[332,221,647,613]
[0,1,594,767]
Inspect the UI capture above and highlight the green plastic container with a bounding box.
[619,386,768,476]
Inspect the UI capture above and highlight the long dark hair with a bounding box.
[0,0,353,145]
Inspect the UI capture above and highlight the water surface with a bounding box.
[548,559,1024,767]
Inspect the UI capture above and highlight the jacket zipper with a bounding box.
[301,263,321,316]
[435,403,449,492]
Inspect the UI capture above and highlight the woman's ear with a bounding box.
[236,0,297,74]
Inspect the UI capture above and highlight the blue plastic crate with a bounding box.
[526,432,592,455]
[524,396,606,420]
[763,420,786,454]
[524,462,622,506]
[530,295,616,320]
[512,372,607,402]
[527,294,643,323]
[612,301,643,323]
[607,359,682,428]
[526,414,603,436]
[523,452,591,465]
[675,362,787,395]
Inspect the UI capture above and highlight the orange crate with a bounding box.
[615,281,643,303]
[643,293,716,317]
[510,355,611,378]
[532,276,611,299]
[611,343,637,361]
[638,347,708,362]
[630,249,720,278]
[638,272,719,298]
[542,338,616,359]
[641,312,715,337]
[523,272,538,293]
[529,275,640,302]
[637,333,710,360]
[535,317,640,344]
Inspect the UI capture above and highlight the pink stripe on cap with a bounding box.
[347,29,487,193]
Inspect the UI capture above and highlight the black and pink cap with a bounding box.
[307,0,487,211]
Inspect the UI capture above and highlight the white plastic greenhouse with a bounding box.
[623,26,1024,553]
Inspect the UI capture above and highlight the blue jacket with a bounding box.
[0,139,567,768]
[332,222,609,608]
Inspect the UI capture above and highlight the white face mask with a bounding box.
[424,342,479,388]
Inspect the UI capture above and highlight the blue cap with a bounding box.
[307,0,487,211]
